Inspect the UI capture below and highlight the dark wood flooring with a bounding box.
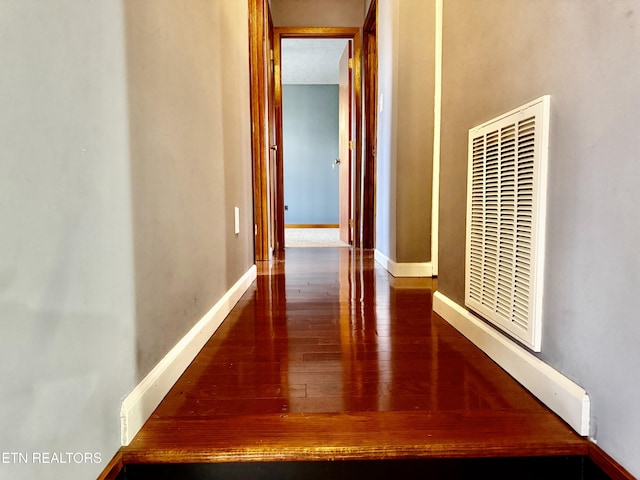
[121,248,589,472]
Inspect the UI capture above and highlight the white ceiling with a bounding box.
[281,38,350,84]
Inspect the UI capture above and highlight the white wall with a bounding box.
[0,1,136,478]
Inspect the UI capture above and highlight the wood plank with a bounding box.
[362,0,377,250]
[125,410,586,464]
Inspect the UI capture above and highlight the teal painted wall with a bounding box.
[283,85,339,224]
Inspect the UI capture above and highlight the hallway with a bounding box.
[3,1,640,478]
[121,248,588,475]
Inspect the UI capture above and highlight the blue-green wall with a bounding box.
[283,84,339,224]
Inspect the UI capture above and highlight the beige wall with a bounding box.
[439,1,640,476]
[271,0,364,27]
[124,0,254,379]
[376,0,434,263]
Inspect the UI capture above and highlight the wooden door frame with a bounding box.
[272,27,362,250]
[266,11,277,255]
[362,0,377,249]
[248,0,272,260]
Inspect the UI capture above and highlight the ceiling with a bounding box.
[281,38,350,84]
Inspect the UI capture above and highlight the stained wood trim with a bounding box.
[267,10,278,253]
[273,28,285,251]
[364,0,377,29]
[248,0,270,260]
[275,27,360,38]
[286,224,339,228]
[588,442,636,480]
[95,450,123,480]
[274,27,363,248]
[353,31,363,248]
[362,0,377,249]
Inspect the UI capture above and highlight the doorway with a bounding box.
[273,27,362,251]
[249,18,367,258]
[280,37,350,248]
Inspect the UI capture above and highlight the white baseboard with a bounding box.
[374,249,433,277]
[433,291,590,436]
[120,265,257,446]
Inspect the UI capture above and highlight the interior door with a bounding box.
[267,11,279,252]
[339,41,353,245]
[363,2,377,249]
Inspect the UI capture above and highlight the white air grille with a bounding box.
[465,96,550,351]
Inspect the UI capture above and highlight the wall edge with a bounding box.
[374,249,433,277]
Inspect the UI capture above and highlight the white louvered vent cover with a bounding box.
[465,96,550,352]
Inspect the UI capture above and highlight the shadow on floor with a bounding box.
[123,456,611,480]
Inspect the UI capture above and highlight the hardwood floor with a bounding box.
[122,248,588,470]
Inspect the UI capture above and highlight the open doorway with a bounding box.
[250,23,364,258]
[273,28,361,251]
[280,38,350,248]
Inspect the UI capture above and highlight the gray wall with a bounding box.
[376,0,434,264]
[438,1,640,476]
[271,0,364,27]
[0,1,135,479]
[283,85,340,225]
[123,0,254,380]
[375,0,397,258]
[0,1,254,478]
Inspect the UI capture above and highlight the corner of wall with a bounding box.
[120,265,257,446]
[375,249,433,277]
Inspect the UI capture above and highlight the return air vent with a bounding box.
[465,96,550,351]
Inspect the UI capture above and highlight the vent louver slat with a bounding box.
[465,96,550,351]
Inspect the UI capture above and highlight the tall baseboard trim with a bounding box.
[374,249,433,277]
[120,265,258,446]
[433,291,590,436]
